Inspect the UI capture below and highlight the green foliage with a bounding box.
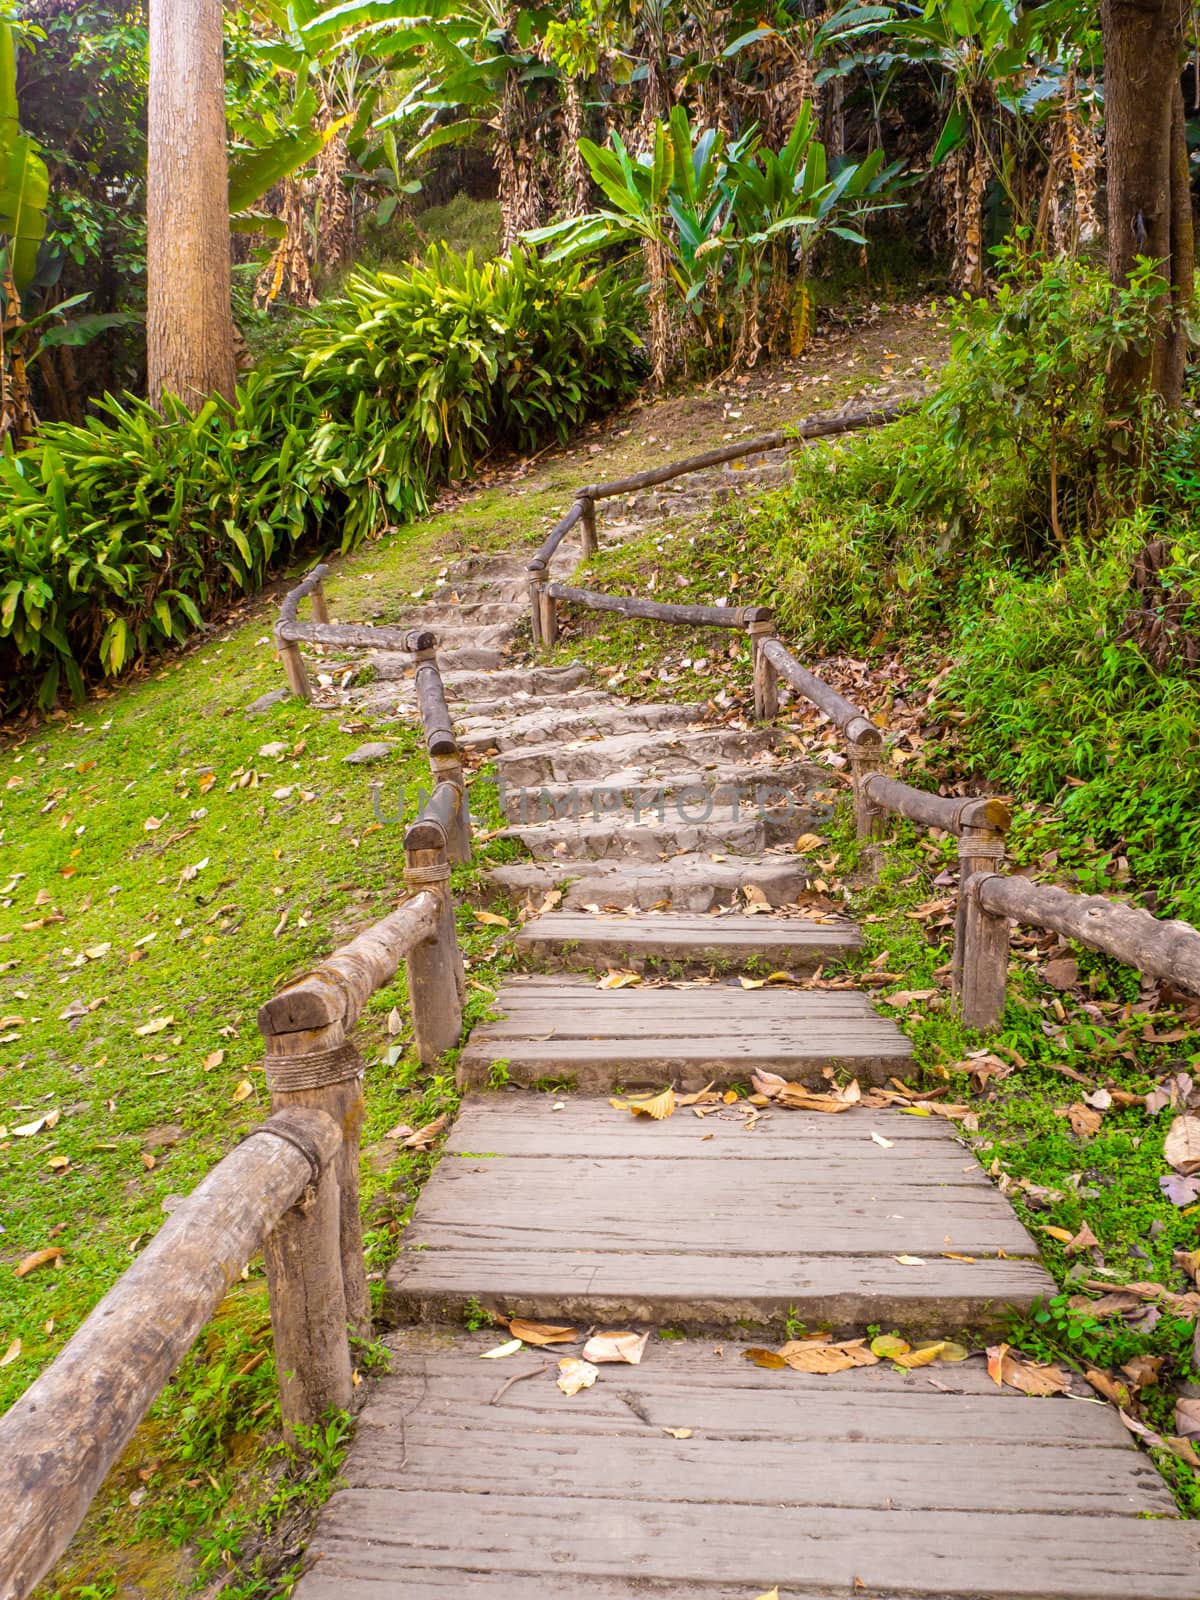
[531,104,901,377]
[0,247,640,713]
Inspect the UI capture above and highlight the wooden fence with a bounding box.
[0,633,471,1600]
[523,405,1200,1028]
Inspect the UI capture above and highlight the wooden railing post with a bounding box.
[404,816,465,1064]
[260,1128,354,1440]
[432,750,472,864]
[578,493,598,560]
[528,567,546,648]
[276,633,312,703]
[748,618,778,721]
[958,869,1011,1031]
[311,580,331,625]
[848,726,886,841]
[257,997,372,1361]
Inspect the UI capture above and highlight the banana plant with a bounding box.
[0,20,49,298]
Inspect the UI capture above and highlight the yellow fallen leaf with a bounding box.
[0,1338,21,1367]
[870,1131,895,1148]
[870,1334,911,1359]
[612,1087,675,1121]
[794,834,824,852]
[894,1255,927,1266]
[480,1339,523,1360]
[203,1050,225,1071]
[231,1080,254,1104]
[742,1347,788,1369]
[508,1319,578,1347]
[46,1155,70,1172]
[754,1589,780,1600]
[778,1338,878,1373]
[738,976,766,989]
[942,1252,976,1263]
[134,1015,173,1037]
[1041,1225,1074,1244]
[598,969,641,990]
[937,1341,970,1362]
[556,1356,599,1395]
[472,909,510,928]
[663,1427,693,1439]
[894,1341,946,1369]
[722,1089,739,1105]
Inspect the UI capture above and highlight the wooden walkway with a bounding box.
[293,481,1200,1597]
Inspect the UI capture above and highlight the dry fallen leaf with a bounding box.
[1065,1221,1100,1256]
[612,1087,675,1121]
[987,1343,1069,1397]
[1066,1102,1103,1139]
[0,1338,21,1367]
[556,1357,599,1396]
[598,969,641,990]
[203,1049,225,1071]
[1176,1397,1200,1440]
[472,909,510,928]
[480,1339,523,1360]
[134,1015,173,1037]
[508,1319,578,1347]
[893,1341,946,1369]
[742,1346,788,1369]
[402,1116,447,1151]
[893,1254,927,1267]
[870,1131,895,1149]
[662,1427,693,1440]
[583,1330,649,1366]
[870,1334,910,1359]
[231,1080,254,1105]
[1041,1225,1074,1244]
[777,1338,878,1374]
[14,1248,64,1279]
[1164,1112,1200,1175]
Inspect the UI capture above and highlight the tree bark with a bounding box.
[147,0,236,407]
[1100,0,1195,410]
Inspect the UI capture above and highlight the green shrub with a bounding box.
[0,247,642,712]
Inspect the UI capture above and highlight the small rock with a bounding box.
[344,743,393,765]
[246,689,289,717]
[273,785,295,800]
[258,741,289,760]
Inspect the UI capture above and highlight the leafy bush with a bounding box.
[0,246,641,712]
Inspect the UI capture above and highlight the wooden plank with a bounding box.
[295,1490,1200,1598]
[386,1246,1053,1333]
[515,909,862,963]
[343,1423,1169,1516]
[402,1156,1039,1255]
[446,1094,963,1144]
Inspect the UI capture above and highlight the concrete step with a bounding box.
[515,909,861,972]
[495,724,786,787]
[459,700,705,755]
[501,808,804,862]
[367,644,507,680]
[495,755,832,823]
[488,852,810,912]
[456,975,912,1092]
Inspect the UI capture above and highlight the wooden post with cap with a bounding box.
[748,618,778,721]
[404,804,465,1064]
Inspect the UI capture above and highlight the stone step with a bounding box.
[386,1094,1046,1334]
[500,809,804,862]
[459,700,705,755]
[496,755,832,822]
[456,975,912,1092]
[515,909,861,972]
[367,644,507,679]
[495,724,786,787]
[488,852,809,912]
[446,688,612,721]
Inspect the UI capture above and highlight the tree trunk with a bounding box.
[146,0,236,407]
[1100,0,1194,410]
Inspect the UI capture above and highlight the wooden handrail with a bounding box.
[546,581,771,631]
[576,402,910,503]
[858,774,1011,838]
[0,1108,343,1600]
[758,637,881,749]
[528,498,585,574]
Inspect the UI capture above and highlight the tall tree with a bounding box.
[1100,0,1195,410]
[146,0,236,406]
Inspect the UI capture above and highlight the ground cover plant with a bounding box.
[0,245,641,719]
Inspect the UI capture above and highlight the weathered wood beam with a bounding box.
[976,874,1200,995]
[758,638,881,747]
[546,582,770,629]
[859,775,1011,838]
[0,1109,341,1600]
